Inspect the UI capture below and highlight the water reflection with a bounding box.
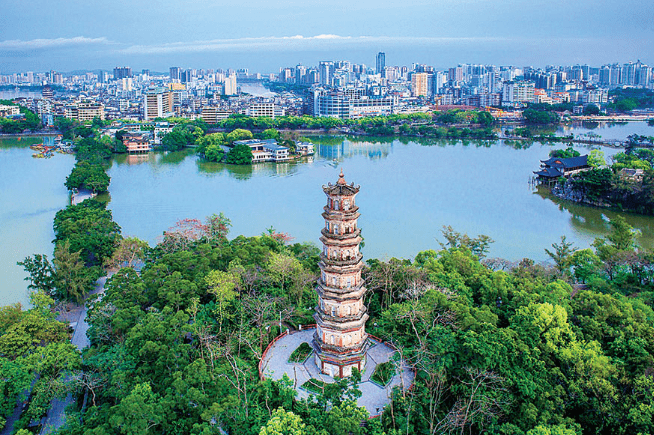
[582,121,600,130]
[534,187,654,250]
[160,149,195,165]
[0,136,54,149]
[126,154,151,165]
[315,139,392,161]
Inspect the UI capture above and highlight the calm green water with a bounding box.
[2,127,654,307]
[0,137,75,307]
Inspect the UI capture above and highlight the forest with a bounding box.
[1,117,654,435]
[2,204,654,434]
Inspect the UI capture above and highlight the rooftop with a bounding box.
[540,155,588,169]
[323,169,360,195]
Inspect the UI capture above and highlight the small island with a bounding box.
[535,138,654,215]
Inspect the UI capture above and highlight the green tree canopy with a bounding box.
[225,144,253,165]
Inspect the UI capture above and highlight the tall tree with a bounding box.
[17,254,56,296]
[53,240,93,303]
[544,236,576,277]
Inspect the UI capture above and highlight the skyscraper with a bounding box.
[376,52,386,76]
[319,61,334,86]
[169,67,182,81]
[411,73,429,97]
[113,66,132,80]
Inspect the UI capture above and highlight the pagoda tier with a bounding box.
[312,170,369,378]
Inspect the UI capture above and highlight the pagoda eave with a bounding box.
[316,284,366,300]
[314,312,369,331]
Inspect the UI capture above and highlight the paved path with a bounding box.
[70,189,96,206]
[0,397,25,435]
[260,328,414,416]
[39,276,108,435]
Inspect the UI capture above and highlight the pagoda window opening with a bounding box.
[346,278,351,288]
[331,306,336,316]
[343,199,350,210]
[334,200,339,210]
[334,225,339,235]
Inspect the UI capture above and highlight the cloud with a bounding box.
[118,35,518,55]
[0,34,599,58]
[0,36,111,51]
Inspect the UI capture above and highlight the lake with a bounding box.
[0,136,75,307]
[0,88,46,100]
[1,122,653,307]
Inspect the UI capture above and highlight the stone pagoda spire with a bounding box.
[313,169,368,378]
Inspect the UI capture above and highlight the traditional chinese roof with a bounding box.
[540,155,588,169]
[323,169,360,195]
[534,167,564,178]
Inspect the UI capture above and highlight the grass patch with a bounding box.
[288,342,312,363]
[371,361,395,386]
[301,378,327,394]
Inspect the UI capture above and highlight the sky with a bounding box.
[0,0,652,74]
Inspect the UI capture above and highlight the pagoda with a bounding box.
[313,170,369,378]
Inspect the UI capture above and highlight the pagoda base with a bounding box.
[259,327,415,416]
[312,338,370,378]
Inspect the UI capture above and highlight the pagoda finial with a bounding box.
[337,168,347,185]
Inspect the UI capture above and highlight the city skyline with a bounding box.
[1,0,652,73]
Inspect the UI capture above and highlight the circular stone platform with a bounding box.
[259,328,414,416]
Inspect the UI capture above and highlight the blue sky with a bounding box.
[0,0,652,73]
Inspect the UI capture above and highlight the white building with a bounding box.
[232,139,289,162]
[0,105,20,117]
[502,81,535,107]
[224,74,237,96]
[241,103,285,118]
[201,106,232,124]
[143,88,174,120]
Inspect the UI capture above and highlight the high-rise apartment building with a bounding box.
[113,67,132,80]
[143,88,173,120]
[295,64,307,84]
[502,81,535,106]
[170,67,182,81]
[448,66,464,82]
[319,61,334,86]
[411,72,429,97]
[308,88,395,119]
[223,73,237,96]
[376,52,385,76]
[622,62,637,86]
[599,66,611,86]
[636,65,651,88]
